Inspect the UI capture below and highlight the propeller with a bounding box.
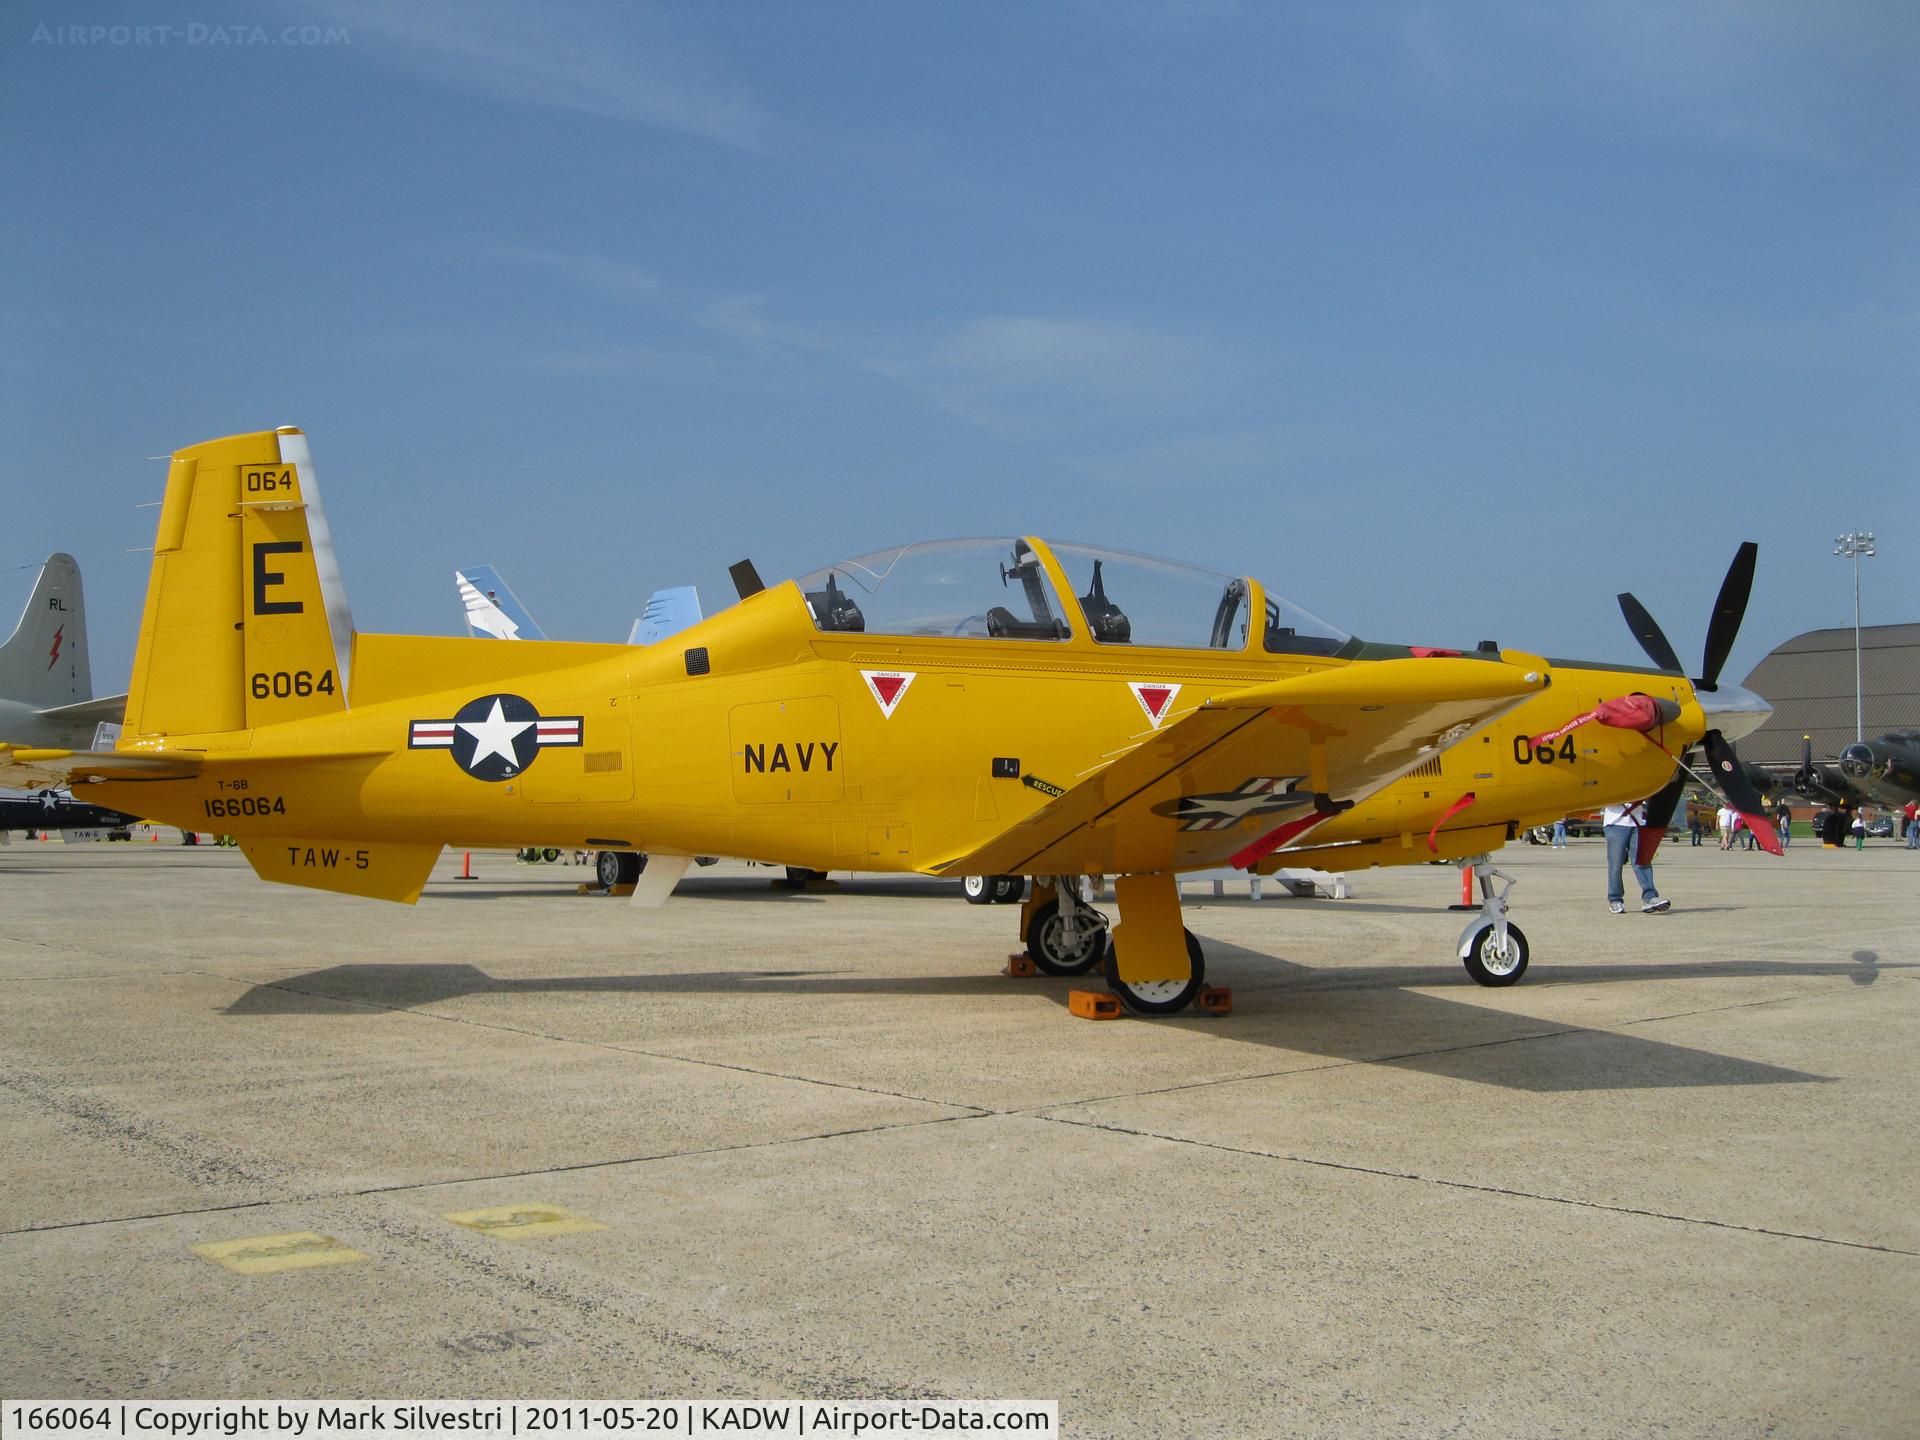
[1615,542,1779,857]
[1617,541,1756,691]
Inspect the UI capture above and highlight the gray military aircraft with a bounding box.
[0,554,124,748]
[1796,731,1920,810]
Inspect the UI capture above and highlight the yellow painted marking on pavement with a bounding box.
[191,1231,367,1275]
[441,1203,607,1241]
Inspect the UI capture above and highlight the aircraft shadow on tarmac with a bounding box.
[422,877,958,903]
[217,944,1898,1093]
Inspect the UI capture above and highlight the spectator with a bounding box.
[1603,796,1670,914]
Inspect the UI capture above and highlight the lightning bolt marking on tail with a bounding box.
[47,624,63,670]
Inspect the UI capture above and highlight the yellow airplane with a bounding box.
[0,427,1777,1016]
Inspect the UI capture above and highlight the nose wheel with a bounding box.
[1455,856,1529,986]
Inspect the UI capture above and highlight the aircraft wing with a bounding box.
[33,693,128,725]
[930,657,1547,877]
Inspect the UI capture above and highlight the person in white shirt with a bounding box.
[1604,797,1671,914]
[1716,804,1736,850]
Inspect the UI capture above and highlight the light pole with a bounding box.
[1833,531,1875,742]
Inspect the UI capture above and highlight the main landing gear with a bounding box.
[1017,874,1213,1014]
[1455,854,1528,986]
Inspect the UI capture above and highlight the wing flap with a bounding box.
[933,658,1545,877]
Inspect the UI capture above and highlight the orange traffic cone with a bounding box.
[1448,867,1477,911]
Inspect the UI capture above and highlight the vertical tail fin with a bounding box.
[125,427,355,739]
[455,564,547,640]
[0,553,93,709]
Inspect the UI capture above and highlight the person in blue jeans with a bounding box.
[1552,818,1567,848]
[1604,797,1670,914]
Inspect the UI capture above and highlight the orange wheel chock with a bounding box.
[1068,990,1123,1021]
[1197,986,1234,1015]
[1005,953,1038,977]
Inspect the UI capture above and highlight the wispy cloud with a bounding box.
[461,246,1238,438]
[313,0,771,150]
[700,297,1223,436]
[476,243,661,302]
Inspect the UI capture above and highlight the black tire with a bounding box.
[1461,920,1529,986]
[1024,898,1108,976]
[1102,928,1206,1014]
[595,851,645,888]
[784,866,827,887]
[962,874,993,905]
[989,875,1026,904]
[541,847,562,863]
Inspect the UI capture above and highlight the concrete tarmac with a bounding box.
[1,837,1915,1437]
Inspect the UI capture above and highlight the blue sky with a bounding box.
[3,1,1915,693]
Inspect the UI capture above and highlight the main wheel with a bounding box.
[963,875,994,905]
[784,866,827,887]
[595,850,645,888]
[990,875,1026,904]
[1461,920,1529,986]
[1024,898,1108,976]
[1102,928,1206,1014]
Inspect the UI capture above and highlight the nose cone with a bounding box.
[1699,682,1771,742]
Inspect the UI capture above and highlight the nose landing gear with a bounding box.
[1455,854,1529,986]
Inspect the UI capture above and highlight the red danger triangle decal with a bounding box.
[1130,681,1181,728]
[862,670,916,718]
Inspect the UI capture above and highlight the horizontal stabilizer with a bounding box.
[34,693,128,726]
[0,745,203,787]
[239,836,442,903]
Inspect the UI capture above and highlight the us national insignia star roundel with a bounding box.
[408,694,583,782]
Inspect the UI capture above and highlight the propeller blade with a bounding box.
[1698,541,1758,690]
[1633,767,1690,867]
[1616,592,1684,674]
[1703,729,1782,855]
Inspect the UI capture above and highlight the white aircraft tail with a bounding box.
[456,565,548,641]
[1,553,93,710]
[630,586,704,645]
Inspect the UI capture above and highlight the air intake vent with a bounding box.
[684,647,710,676]
[1407,754,1444,780]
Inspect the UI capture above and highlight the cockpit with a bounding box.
[795,538,1351,655]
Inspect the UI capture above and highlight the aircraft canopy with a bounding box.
[797,538,1350,654]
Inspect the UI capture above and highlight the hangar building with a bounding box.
[1739,622,1920,768]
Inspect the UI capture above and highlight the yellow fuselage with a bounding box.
[94,583,1699,878]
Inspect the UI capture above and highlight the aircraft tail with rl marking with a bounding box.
[124,427,354,740]
[0,552,93,710]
